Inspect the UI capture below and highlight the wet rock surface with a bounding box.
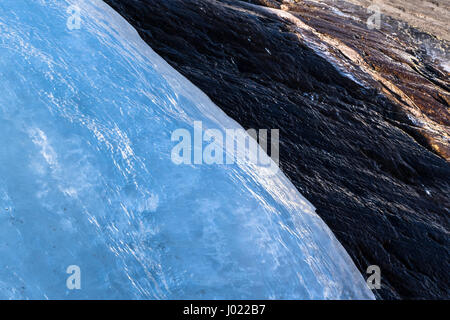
[266,0,450,160]
[103,0,450,299]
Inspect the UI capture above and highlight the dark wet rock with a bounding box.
[103,0,450,299]
[263,0,450,160]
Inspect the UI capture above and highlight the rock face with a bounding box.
[342,0,450,42]
[103,0,450,299]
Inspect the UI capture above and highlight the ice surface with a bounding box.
[0,0,374,299]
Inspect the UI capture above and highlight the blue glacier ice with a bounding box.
[0,0,374,299]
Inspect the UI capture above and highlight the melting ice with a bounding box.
[0,0,374,299]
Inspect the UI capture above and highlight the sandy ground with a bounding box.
[341,0,450,41]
